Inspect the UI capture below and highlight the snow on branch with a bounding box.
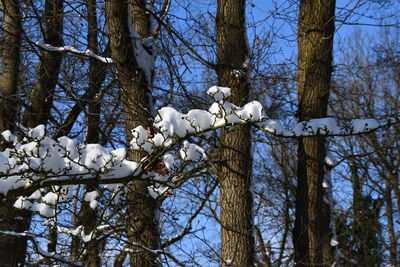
[35,42,113,64]
[0,125,140,197]
[0,86,394,212]
[131,85,394,153]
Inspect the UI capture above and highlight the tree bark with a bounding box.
[293,0,336,266]
[216,1,254,266]
[0,3,30,266]
[0,0,21,132]
[104,1,159,266]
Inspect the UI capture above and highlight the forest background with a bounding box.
[0,0,399,266]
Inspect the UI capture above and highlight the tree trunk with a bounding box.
[86,0,103,146]
[104,1,159,266]
[384,181,397,266]
[23,0,64,128]
[0,2,31,266]
[0,0,21,132]
[216,1,254,266]
[293,0,336,266]
[26,0,64,263]
[81,0,103,265]
[70,0,107,265]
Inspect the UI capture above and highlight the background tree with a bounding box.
[332,28,400,266]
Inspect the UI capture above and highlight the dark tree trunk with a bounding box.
[86,0,103,146]
[23,0,64,128]
[293,0,336,266]
[0,2,31,266]
[70,1,107,265]
[27,0,64,262]
[104,1,159,266]
[216,0,254,266]
[81,1,103,266]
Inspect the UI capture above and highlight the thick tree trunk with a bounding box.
[216,1,254,266]
[23,0,64,128]
[104,1,159,266]
[293,0,336,266]
[0,2,31,266]
[0,0,21,132]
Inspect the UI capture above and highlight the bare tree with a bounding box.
[0,1,398,266]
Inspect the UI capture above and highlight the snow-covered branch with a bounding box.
[132,85,394,154]
[0,86,394,212]
[35,42,113,64]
